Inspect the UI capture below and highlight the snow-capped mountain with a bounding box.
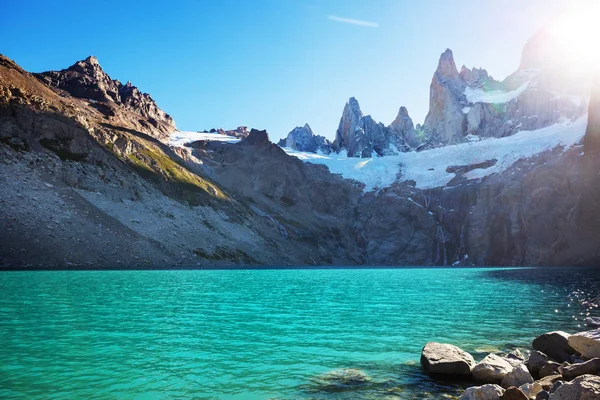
[282,27,590,157]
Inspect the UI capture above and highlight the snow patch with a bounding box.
[284,116,587,191]
[169,131,241,147]
[462,107,471,114]
[465,81,530,104]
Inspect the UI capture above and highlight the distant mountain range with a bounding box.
[279,27,590,157]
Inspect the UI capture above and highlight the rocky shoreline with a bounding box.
[421,328,600,399]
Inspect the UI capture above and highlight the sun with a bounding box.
[546,2,600,78]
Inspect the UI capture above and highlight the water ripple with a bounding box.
[1,267,598,399]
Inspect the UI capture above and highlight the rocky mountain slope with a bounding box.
[1,32,599,267]
[35,56,176,142]
[0,54,331,267]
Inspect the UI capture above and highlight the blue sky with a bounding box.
[1,0,586,141]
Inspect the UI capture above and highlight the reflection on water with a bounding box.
[0,267,599,399]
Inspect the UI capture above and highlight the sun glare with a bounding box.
[547,2,600,77]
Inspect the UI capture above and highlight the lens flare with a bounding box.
[546,3,600,77]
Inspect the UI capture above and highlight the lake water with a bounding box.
[1,267,599,399]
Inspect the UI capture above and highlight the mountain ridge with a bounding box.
[2,34,600,268]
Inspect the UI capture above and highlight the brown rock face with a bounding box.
[35,56,175,142]
[423,49,466,144]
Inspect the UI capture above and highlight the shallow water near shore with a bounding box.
[1,267,599,399]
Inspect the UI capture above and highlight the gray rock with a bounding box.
[568,329,600,359]
[536,391,550,400]
[520,381,544,398]
[500,387,528,400]
[421,342,475,376]
[333,97,406,157]
[504,350,526,367]
[532,331,575,363]
[550,381,564,394]
[278,124,332,154]
[502,364,534,388]
[559,358,600,380]
[460,384,505,400]
[539,361,563,378]
[527,350,549,376]
[548,374,600,399]
[472,354,515,383]
[537,374,564,391]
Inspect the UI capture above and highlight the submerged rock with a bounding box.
[459,384,504,400]
[312,368,371,392]
[568,329,600,359]
[421,342,475,376]
[472,354,514,383]
[532,332,574,363]
[584,317,600,328]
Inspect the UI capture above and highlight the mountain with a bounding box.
[35,56,176,142]
[331,97,414,157]
[277,123,333,154]
[2,24,600,268]
[295,28,590,155]
[422,39,588,145]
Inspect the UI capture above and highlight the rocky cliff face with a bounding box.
[277,123,333,154]
[35,56,176,142]
[422,49,467,144]
[418,33,589,146]
[389,106,420,149]
[332,97,409,157]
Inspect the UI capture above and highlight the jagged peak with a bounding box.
[345,97,363,117]
[67,55,106,77]
[435,48,462,84]
[302,123,313,133]
[85,55,99,65]
[397,106,410,118]
[390,106,414,133]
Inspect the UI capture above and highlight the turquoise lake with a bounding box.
[1,267,599,399]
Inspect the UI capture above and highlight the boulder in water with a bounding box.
[421,342,475,376]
